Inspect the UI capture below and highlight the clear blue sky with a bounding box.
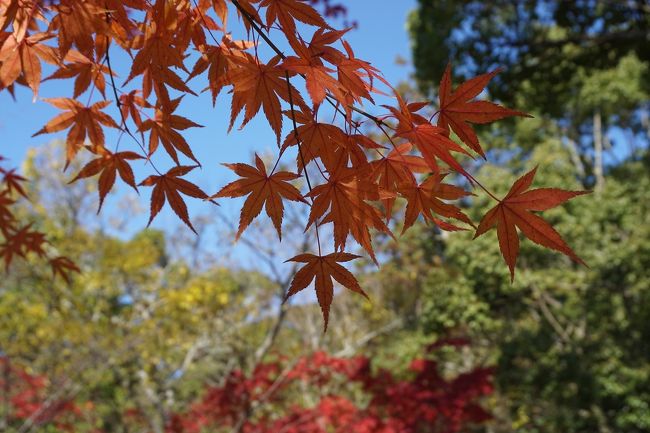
[0,1,417,267]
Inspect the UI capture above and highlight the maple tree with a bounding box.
[0,0,589,328]
[167,340,494,433]
[0,341,493,432]
[0,356,81,429]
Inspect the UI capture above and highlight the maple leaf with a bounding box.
[70,146,143,212]
[260,0,328,35]
[281,107,348,171]
[49,256,80,284]
[0,190,18,232]
[285,252,367,331]
[304,27,350,65]
[1,168,28,198]
[33,98,118,167]
[140,98,202,165]
[282,39,344,106]
[399,174,473,234]
[45,50,112,98]
[139,165,209,233]
[119,90,151,129]
[212,154,306,240]
[387,94,472,178]
[228,54,305,142]
[0,223,47,270]
[0,32,59,99]
[437,64,530,157]
[209,0,229,26]
[231,0,263,32]
[124,14,194,104]
[336,40,385,105]
[474,167,589,280]
[307,163,392,262]
[369,142,428,220]
[48,0,108,57]
[0,0,45,43]
[188,36,253,105]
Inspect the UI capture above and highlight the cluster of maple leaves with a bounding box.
[1,342,493,432]
[167,340,494,433]
[0,157,79,280]
[0,0,587,328]
[0,356,81,429]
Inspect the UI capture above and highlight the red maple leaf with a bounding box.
[212,154,307,240]
[474,167,589,280]
[286,252,368,331]
[437,64,530,157]
[139,166,209,233]
[70,146,143,211]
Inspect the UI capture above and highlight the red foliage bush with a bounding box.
[168,342,493,433]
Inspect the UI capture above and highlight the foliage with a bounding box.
[408,0,650,117]
[0,0,589,327]
[406,144,650,433]
[0,356,81,431]
[0,156,78,280]
[1,343,495,433]
[169,342,494,433]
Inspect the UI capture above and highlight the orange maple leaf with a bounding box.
[399,174,473,234]
[307,163,392,262]
[260,0,328,35]
[304,27,350,65]
[0,0,44,43]
[228,54,305,142]
[281,107,348,171]
[33,98,118,167]
[283,38,344,106]
[0,32,59,99]
[336,40,385,105]
[387,94,471,177]
[369,142,428,220]
[140,98,203,165]
[188,36,252,105]
[45,50,112,98]
[70,146,143,212]
[212,154,306,240]
[285,252,368,331]
[48,0,108,57]
[119,90,151,129]
[474,167,589,280]
[139,166,209,233]
[437,64,530,157]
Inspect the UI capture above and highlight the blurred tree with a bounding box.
[408,0,650,191]
[409,0,649,115]
[0,143,272,433]
[327,5,650,430]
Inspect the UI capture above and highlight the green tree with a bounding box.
[326,4,650,431]
[408,0,650,191]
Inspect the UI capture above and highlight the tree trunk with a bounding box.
[593,110,605,193]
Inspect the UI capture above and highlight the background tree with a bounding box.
[394,1,650,431]
[409,0,650,191]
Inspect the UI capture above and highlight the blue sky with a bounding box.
[0,1,418,269]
